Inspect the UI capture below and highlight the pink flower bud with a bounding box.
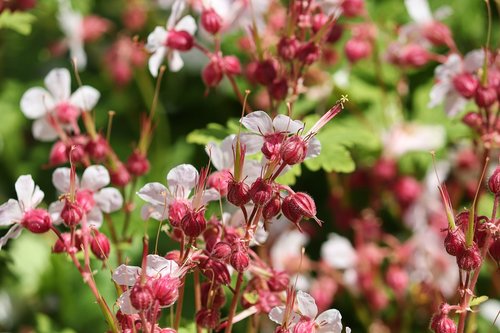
[21,208,52,233]
[475,85,497,108]
[126,151,150,176]
[76,189,95,213]
[399,44,430,67]
[227,181,250,206]
[211,241,232,261]
[201,282,226,309]
[277,37,299,61]
[385,265,409,296]
[444,229,465,256]
[82,15,109,42]
[230,248,250,272]
[85,136,109,162]
[52,232,72,253]
[373,158,397,182]
[267,270,289,292]
[342,0,365,17]
[489,237,500,264]
[462,111,483,130]
[152,276,181,307]
[181,209,207,238]
[168,200,190,228]
[280,135,307,165]
[208,170,232,195]
[430,315,457,333]
[56,102,79,124]
[263,194,281,221]
[452,73,478,98]
[202,60,223,87]
[393,176,421,207]
[195,308,220,329]
[201,8,222,34]
[455,211,469,230]
[110,163,131,187]
[50,141,69,165]
[326,24,343,44]
[345,38,372,63]
[61,200,84,226]
[199,258,231,285]
[90,231,110,260]
[423,21,452,46]
[255,60,278,86]
[312,13,328,33]
[296,42,320,65]
[488,167,500,195]
[248,178,273,206]
[456,243,482,271]
[282,192,318,226]
[122,4,147,31]
[262,133,286,160]
[223,56,241,75]
[130,281,154,311]
[166,30,193,51]
[269,78,288,101]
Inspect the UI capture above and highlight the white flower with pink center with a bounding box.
[0,175,49,249]
[112,254,180,314]
[146,0,197,76]
[49,165,123,227]
[137,164,219,223]
[20,68,100,141]
[321,233,357,270]
[269,290,346,333]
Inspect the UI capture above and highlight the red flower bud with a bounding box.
[110,163,131,187]
[269,78,288,101]
[90,231,110,260]
[373,158,397,182]
[385,265,409,296]
[201,8,222,34]
[342,0,365,17]
[326,24,343,44]
[399,44,430,67]
[423,21,452,46]
[462,111,483,130]
[280,135,307,165]
[166,30,193,51]
[53,232,72,253]
[262,133,286,160]
[277,37,299,61]
[393,176,421,207]
[227,181,250,206]
[263,194,281,221]
[168,199,190,228]
[85,135,109,162]
[195,308,220,329]
[211,241,232,261]
[311,13,328,33]
[152,276,181,307]
[453,73,478,99]
[282,192,319,226]
[444,229,465,256]
[49,140,69,165]
[201,282,226,309]
[456,243,482,271]
[223,55,241,75]
[126,150,150,176]
[296,42,320,65]
[267,270,289,292]
[130,281,154,311]
[255,60,278,86]
[21,208,52,233]
[488,167,500,195]
[248,178,273,206]
[181,209,207,238]
[199,258,231,285]
[61,200,84,227]
[475,85,497,108]
[345,38,372,63]
[430,315,457,333]
[230,248,250,272]
[202,59,223,87]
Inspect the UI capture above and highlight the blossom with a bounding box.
[146,0,197,76]
[428,50,484,116]
[112,254,180,314]
[58,0,86,69]
[20,68,100,141]
[269,290,346,333]
[321,233,357,270]
[49,165,123,227]
[137,164,219,222]
[0,175,46,249]
[401,0,452,45]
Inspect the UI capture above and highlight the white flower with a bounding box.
[112,254,179,314]
[205,0,270,34]
[58,0,86,70]
[20,68,100,141]
[479,299,500,329]
[269,290,345,333]
[381,122,446,158]
[428,50,484,116]
[48,165,123,228]
[270,229,309,271]
[137,164,219,221]
[321,233,357,270]
[0,175,45,249]
[146,0,197,76]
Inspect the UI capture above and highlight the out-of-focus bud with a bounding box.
[475,85,497,108]
[488,167,500,195]
[21,208,52,233]
[385,265,409,296]
[311,13,328,33]
[201,8,222,34]
[342,0,365,17]
[202,59,223,87]
[201,282,226,309]
[489,237,500,264]
[85,135,109,162]
[296,42,320,65]
[462,111,483,130]
[269,78,288,101]
[166,31,194,51]
[399,44,430,67]
[393,176,421,207]
[255,60,278,86]
[50,141,69,165]
[61,200,84,227]
[453,73,478,98]
[195,308,220,329]
[223,55,241,75]
[126,150,150,176]
[277,37,299,61]
[90,231,110,260]
[423,21,452,47]
[82,16,110,42]
[110,163,131,187]
[326,24,343,44]
[345,38,372,63]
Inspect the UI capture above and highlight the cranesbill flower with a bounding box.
[20,68,100,141]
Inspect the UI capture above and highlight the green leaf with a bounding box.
[178,323,197,333]
[276,164,302,186]
[186,119,240,145]
[305,145,355,173]
[0,10,36,35]
[470,295,489,307]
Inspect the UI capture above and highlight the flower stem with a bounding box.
[174,275,187,330]
[224,271,244,333]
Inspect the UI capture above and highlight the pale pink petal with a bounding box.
[175,15,197,35]
[146,27,168,53]
[52,167,73,193]
[20,88,54,119]
[316,309,343,333]
[146,254,179,278]
[48,201,64,225]
[434,54,461,81]
[167,0,186,29]
[444,92,467,116]
[346,327,351,333]
[15,175,44,211]
[268,306,286,324]
[306,138,321,159]
[241,111,273,134]
[321,233,357,270]
[149,47,167,77]
[118,290,139,314]
[113,265,141,286]
[81,165,110,191]
[69,39,87,70]
[140,203,168,221]
[0,224,23,250]
[137,182,168,206]
[167,164,198,199]
[86,207,103,228]
[0,200,22,226]
[95,188,123,213]
[296,290,318,319]
[32,117,59,142]
[201,188,221,205]
[206,135,235,171]
[272,115,304,134]
[168,50,184,72]
[70,86,100,111]
[428,81,449,108]
[404,0,432,23]
[464,49,485,73]
[44,68,71,102]
[238,133,264,155]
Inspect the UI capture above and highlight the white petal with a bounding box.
[70,86,100,111]
[444,92,467,117]
[321,233,357,270]
[44,68,71,102]
[95,188,123,213]
[86,207,103,228]
[0,224,23,250]
[15,175,44,211]
[146,254,179,278]
[306,138,321,159]
[20,88,54,119]
[48,201,64,225]
[239,133,264,155]
[241,111,273,134]
[206,135,236,171]
[464,49,485,73]
[167,164,198,199]
[149,47,167,77]
[346,327,351,333]
[32,117,59,142]
[118,290,139,315]
[428,81,449,108]
[175,15,197,35]
[296,290,318,319]
[146,27,168,53]
[69,40,87,70]
[268,306,286,324]
[168,50,184,72]
[316,309,343,333]
[140,203,168,221]
[137,182,168,206]
[201,188,221,205]
[52,167,72,193]
[81,165,110,191]
[113,264,140,286]
[272,115,304,134]
[0,200,22,226]
[405,0,432,23]
[167,0,186,29]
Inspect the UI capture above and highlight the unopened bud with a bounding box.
[110,163,131,187]
[282,192,318,225]
[152,276,181,307]
[181,209,207,238]
[462,111,483,130]
[248,178,273,206]
[345,38,372,63]
[223,56,241,75]
[130,281,153,311]
[456,243,482,271]
[201,8,222,34]
[263,194,281,220]
[277,37,299,61]
[342,0,365,17]
[453,73,478,98]
[269,78,288,101]
[211,241,232,261]
[488,167,500,195]
[399,44,430,67]
[21,208,52,233]
[61,200,84,226]
[423,21,452,46]
[85,135,109,162]
[475,85,497,108]
[267,270,289,292]
[311,13,328,33]
[444,229,465,256]
[296,42,320,65]
[195,308,220,329]
[255,60,278,86]
[227,181,250,206]
[126,150,150,176]
[280,135,307,165]
[202,59,223,87]
[201,282,226,309]
[90,231,110,260]
[166,30,193,51]
[199,258,231,285]
[489,237,500,264]
[230,248,250,272]
[50,141,69,165]
[393,176,421,207]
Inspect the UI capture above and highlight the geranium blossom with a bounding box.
[20,68,100,141]
[321,233,357,270]
[58,0,86,70]
[49,165,123,227]
[137,164,219,222]
[0,175,46,249]
[146,0,197,76]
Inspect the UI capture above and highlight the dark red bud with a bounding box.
[49,140,69,165]
[489,237,500,264]
[230,249,250,272]
[248,178,273,206]
[475,85,497,108]
[85,135,109,162]
[326,24,343,44]
[282,192,317,225]
[255,60,278,86]
[277,37,299,61]
[263,194,281,221]
[488,167,500,195]
[342,0,365,17]
[296,42,320,65]
[126,150,150,176]
[130,281,154,311]
[280,135,307,165]
[444,229,465,256]
[201,8,222,34]
[152,276,181,306]
[21,208,52,233]
[211,241,232,261]
[227,181,250,206]
[202,59,223,87]
[267,270,289,292]
[269,78,288,101]
[423,21,452,46]
[399,44,430,67]
[453,73,478,99]
[181,209,207,238]
[456,243,482,271]
[61,200,84,227]
[90,231,110,260]
[110,163,131,187]
[195,308,220,329]
[223,55,241,75]
[393,176,421,207]
[166,30,193,51]
[462,111,483,130]
[201,282,226,309]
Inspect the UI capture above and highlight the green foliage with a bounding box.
[0,10,36,35]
